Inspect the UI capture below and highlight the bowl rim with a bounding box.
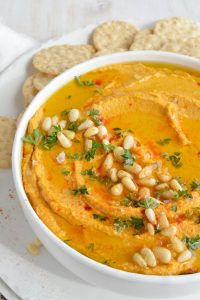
[12,50,200,284]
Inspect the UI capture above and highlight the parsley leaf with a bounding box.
[157,138,171,146]
[93,213,106,221]
[73,185,89,195]
[170,205,177,212]
[136,197,159,209]
[23,128,43,145]
[81,168,98,180]
[103,143,115,153]
[41,125,62,150]
[88,109,101,126]
[120,195,137,207]
[68,152,80,160]
[84,140,101,161]
[61,169,70,176]
[163,151,183,168]
[113,127,132,138]
[121,149,135,166]
[182,235,200,251]
[75,76,94,87]
[68,121,78,132]
[177,189,192,199]
[130,217,144,230]
[114,218,129,233]
[190,179,200,191]
[61,109,70,116]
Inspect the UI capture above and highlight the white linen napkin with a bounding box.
[0,19,38,72]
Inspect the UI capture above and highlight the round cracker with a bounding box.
[32,44,95,75]
[22,75,38,108]
[130,30,165,51]
[0,116,16,168]
[94,47,127,57]
[33,72,55,91]
[161,36,200,58]
[154,16,200,39]
[92,20,138,51]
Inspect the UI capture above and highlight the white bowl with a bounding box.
[12,51,200,298]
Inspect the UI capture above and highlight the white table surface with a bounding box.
[1,0,200,41]
[0,0,200,299]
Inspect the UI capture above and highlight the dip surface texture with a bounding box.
[22,62,200,275]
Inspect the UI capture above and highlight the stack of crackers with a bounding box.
[1,17,200,169]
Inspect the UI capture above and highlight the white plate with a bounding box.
[0,24,199,300]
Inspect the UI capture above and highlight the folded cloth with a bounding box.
[0,18,37,72]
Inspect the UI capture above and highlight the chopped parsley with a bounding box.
[68,121,78,132]
[23,128,43,145]
[136,197,159,209]
[156,138,171,146]
[84,139,101,161]
[74,76,94,87]
[113,216,144,232]
[68,152,80,160]
[98,176,112,187]
[94,87,103,95]
[93,213,106,221]
[102,259,115,266]
[177,189,192,199]
[41,125,62,150]
[163,151,183,168]
[81,168,98,180]
[113,127,132,138]
[103,143,115,153]
[88,109,101,126]
[74,139,81,143]
[120,195,136,207]
[170,205,178,212]
[61,109,70,116]
[73,185,89,195]
[182,235,200,251]
[130,217,144,230]
[87,243,95,251]
[121,149,135,166]
[190,179,200,191]
[114,218,129,233]
[61,169,70,176]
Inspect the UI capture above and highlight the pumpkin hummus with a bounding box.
[22,62,200,275]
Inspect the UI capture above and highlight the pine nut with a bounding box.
[145,208,157,225]
[121,176,138,192]
[113,146,124,162]
[109,168,118,182]
[153,247,172,264]
[171,236,185,253]
[103,153,113,171]
[140,248,157,267]
[78,119,94,131]
[110,183,124,196]
[85,139,92,151]
[161,225,177,237]
[138,165,153,179]
[138,187,151,198]
[170,179,183,191]
[158,212,169,229]
[42,117,52,131]
[177,250,192,263]
[68,109,80,122]
[147,223,155,235]
[157,172,171,182]
[124,163,142,174]
[56,151,66,164]
[84,126,99,138]
[58,120,67,129]
[97,125,108,139]
[118,170,133,179]
[57,132,72,148]
[137,178,157,187]
[63,130,75,140]
[52,115,59,125]
[132,253,147,268]
[155,183,169,191]
[161,189,178,199]
[102,139,109,145]
[123,135,134,150]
